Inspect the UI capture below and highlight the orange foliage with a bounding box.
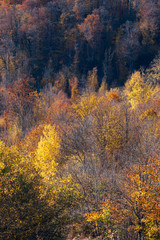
[79,10,102,44]
[46,90,71,124]
[107,91,120,102]
[17,125,44,156]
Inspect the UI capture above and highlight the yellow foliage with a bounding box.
[98,78,108,94]
[0,141,5,171]
[17,125,44,157]
[140,109,158,120]
[35,124,61,180]
[123,158,160,237]
[73,93,108,119]
[73,93,99,119]
[104,105,125,153]
[85,212,102,222]
[124,71,153,108]
[0,140,5,151]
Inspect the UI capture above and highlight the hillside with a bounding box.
[0,1,160,240]
[0,0,160,90]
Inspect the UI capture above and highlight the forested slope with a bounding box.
[0,0,160,240]
[0,0,160,89]
[0,70,160,239]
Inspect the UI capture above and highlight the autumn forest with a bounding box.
[0,0,160,239]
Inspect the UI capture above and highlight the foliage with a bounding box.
[121,156,160,239]
[0,1,160,238]
[125,71,153,108]
[35,124,61,180]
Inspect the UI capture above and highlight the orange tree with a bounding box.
[119,155,160,240]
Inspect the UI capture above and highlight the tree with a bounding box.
[6,76,35,131]
[35,124,61,180]
[136,0,158,46]
[119,156,160,240]
[146,52,160,86]
[78,10,103,47]
[0,140,80,239]
[116,21,140,74]
[69,76,80,101]
[54,68,68,92]
[124,71,153,109]
[98,77,108,94]
[87,67,99,92]
[103,48,114,86]
[0,141,54,239]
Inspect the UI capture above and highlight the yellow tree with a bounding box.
[98,78,108,95]
[0,140,79,239]
[0,141,44,239]
[35,124,61,180]
[73,92,100,120]
[124,71,153,109]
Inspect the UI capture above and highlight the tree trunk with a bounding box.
[138,229,144,240]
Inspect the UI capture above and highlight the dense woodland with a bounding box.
[1,0,160,89]
[0,0,160,239]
